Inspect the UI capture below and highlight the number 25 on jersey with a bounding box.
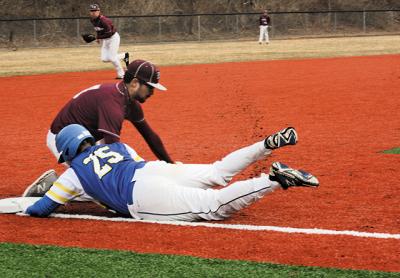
[83,146,124,179]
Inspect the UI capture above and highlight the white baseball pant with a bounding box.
[259,25,269,43]
[128,140,281,221]
[100,32,125,78]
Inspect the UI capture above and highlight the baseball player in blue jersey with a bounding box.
[26,124,319,221]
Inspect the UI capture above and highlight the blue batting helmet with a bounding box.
[56,124,95,163]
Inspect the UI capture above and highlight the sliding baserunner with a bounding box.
[26,125,319,221]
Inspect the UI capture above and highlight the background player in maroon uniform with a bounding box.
[258,10,271,44]
[89,4,129,79]
[23,59,173,197]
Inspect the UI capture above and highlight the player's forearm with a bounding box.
[25,196,60,217]
[145,135,174,163]
[133,120,173,163]
[140,128,174,162]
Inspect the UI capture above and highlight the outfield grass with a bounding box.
[0,35,400,77]
[1,243,398,277]
[383,147,400,154]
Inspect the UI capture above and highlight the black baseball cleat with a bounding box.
[269,162,319,190]
[123,52,129,68]
[264,127,297,149]
[22,169,58,197]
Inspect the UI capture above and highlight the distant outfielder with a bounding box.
[259,10,271,44]
[22,125,319,221]
[88,3,129,79]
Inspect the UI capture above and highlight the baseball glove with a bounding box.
[81,33,96,43]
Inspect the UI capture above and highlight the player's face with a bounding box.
[127,79,154,103]
[135,83,154,103]
[89,10,100,19]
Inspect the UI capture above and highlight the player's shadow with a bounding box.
[55,202,124,218]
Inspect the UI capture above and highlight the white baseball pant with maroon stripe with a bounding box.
[100,32,125,78]
[128,140,281,221]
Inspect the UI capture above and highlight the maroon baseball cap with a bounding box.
[89,4,100,11]
[126,60,167,91]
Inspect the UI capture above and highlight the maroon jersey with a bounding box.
[259,15,271,26]
[90,15,116,39]
[51,82,143,143]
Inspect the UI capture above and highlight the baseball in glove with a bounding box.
[82,33,96,43]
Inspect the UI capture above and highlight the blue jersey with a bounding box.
[71,143,146,216]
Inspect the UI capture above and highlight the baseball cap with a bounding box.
[89,4,100,11]
[125,60,167,91]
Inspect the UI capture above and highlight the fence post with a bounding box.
[158,16,162,41]
[363,10,366,33]
[270,14,274,38]
[236,14,239,35]
[197,15,201,41]
[33,19,37,43]
[117,18,121,35]
[333,12,337,32]
[76,19,80,40]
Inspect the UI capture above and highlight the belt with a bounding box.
[127,181,135,205]
[102,32,116,40]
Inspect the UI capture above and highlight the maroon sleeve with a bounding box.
[132,119,174,163]
[126,101,173,163]
[97,101,124,144]
[267,16,271,25]
[126,101,144,123]
[97,16,116,39]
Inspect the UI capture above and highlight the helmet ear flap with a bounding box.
[87,137,95,146]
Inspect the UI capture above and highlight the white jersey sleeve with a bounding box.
[123,143,145,162]
[45,168,87,204]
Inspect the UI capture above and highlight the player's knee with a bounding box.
[101,55,111,62]
[211,164,232,186]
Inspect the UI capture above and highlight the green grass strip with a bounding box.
[383,147,400,154]
[0,242,399,277]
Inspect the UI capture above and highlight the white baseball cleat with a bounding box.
[264,127,298,149]
[269,162,319,189]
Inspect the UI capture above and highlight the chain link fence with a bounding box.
[1,10,399,48]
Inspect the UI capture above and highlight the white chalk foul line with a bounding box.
[17,212,400,240]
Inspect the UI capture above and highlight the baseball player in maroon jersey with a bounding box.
[259,10,271,44]
[23,59,172,197]
[89,4,129,79]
